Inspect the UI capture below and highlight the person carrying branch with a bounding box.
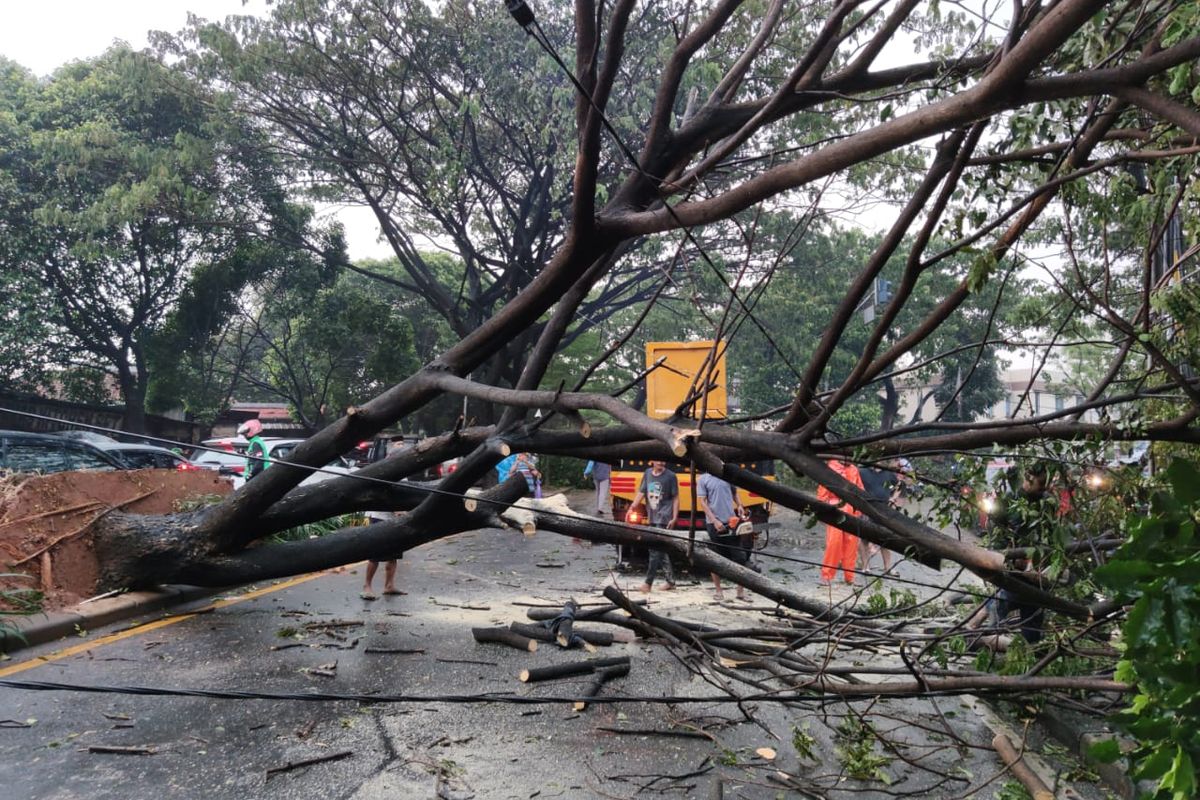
[816,458,865,586]
[626,460,679,593]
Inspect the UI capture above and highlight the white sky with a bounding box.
[0,0,393,260]
[0,0,252,77]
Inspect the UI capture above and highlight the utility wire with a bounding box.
[0,677,1051,705]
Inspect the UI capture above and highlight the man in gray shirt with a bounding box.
[697,472,748,601]
[626,460,679,592]
[584,460,612,517]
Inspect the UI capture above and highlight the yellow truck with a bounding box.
[609,341,774,536]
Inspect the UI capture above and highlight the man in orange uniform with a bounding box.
[816,459,865,586]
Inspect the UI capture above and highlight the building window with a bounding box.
[1004,395,1012,416]
[1055,395,1065,412]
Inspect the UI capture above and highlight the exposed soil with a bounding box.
[0,469,232,612]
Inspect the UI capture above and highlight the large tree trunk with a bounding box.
[91,510,213,589]
[116,364,148,435]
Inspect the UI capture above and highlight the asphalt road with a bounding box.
[0,496,1107,799]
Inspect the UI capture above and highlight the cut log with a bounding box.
[509,621,614,647]
[472,627,538,652]
[992,734,1053,800]
[552,600,578,647]
[573,663,630,711]
[519,655,630,683]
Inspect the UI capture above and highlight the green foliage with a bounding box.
[0,47,311,428]
[0,573,43,614]
[172,494,225,513]
[864,584,920,615]
[791,725,817,761]
[270,514,362,544]
[535,454,592,491]
[994,780,1033,800]
[1,572,44,646]
[1094,460,1200,800]
[835,716,892,783]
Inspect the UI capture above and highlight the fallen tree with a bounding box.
[61,0,1198,599]
[12,9,1199,778]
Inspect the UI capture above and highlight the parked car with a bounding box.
[363,435,460,480]
[0,430,124,475]
[190,448,247,477]
[194,438,342,488]
[199,436,248,454]
[94,442,202,471]
[56,430,120,446]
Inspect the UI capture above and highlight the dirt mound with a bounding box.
[0,470,232,612]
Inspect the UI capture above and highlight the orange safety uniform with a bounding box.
[816,460,865,584]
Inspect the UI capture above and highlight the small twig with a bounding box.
[302,620,364,630]
[0,499,102,530]
[431,600,491,611]
[595,726,709,740]
[86,745,156,755]
[435,658,498,666]
[363,646,426,655]
[79,589,125,605]
[265,750,353,778]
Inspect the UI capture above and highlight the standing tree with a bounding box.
[165,0,681,416]
[0,47,315,431]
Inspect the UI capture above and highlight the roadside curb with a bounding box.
[1,584,224,655]
[1038,708,1138,800]
[969,696,1138,799]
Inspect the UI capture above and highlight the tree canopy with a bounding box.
[0,47,318,429]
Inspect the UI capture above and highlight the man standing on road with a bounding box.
[626,460,679,593]
[584,460,611,517]
[858,464,897,574]
[816,458,865,586]
[360,509,403,600]
[697,471,749,601]
[237,419,269,481]
[360,439,405,600]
